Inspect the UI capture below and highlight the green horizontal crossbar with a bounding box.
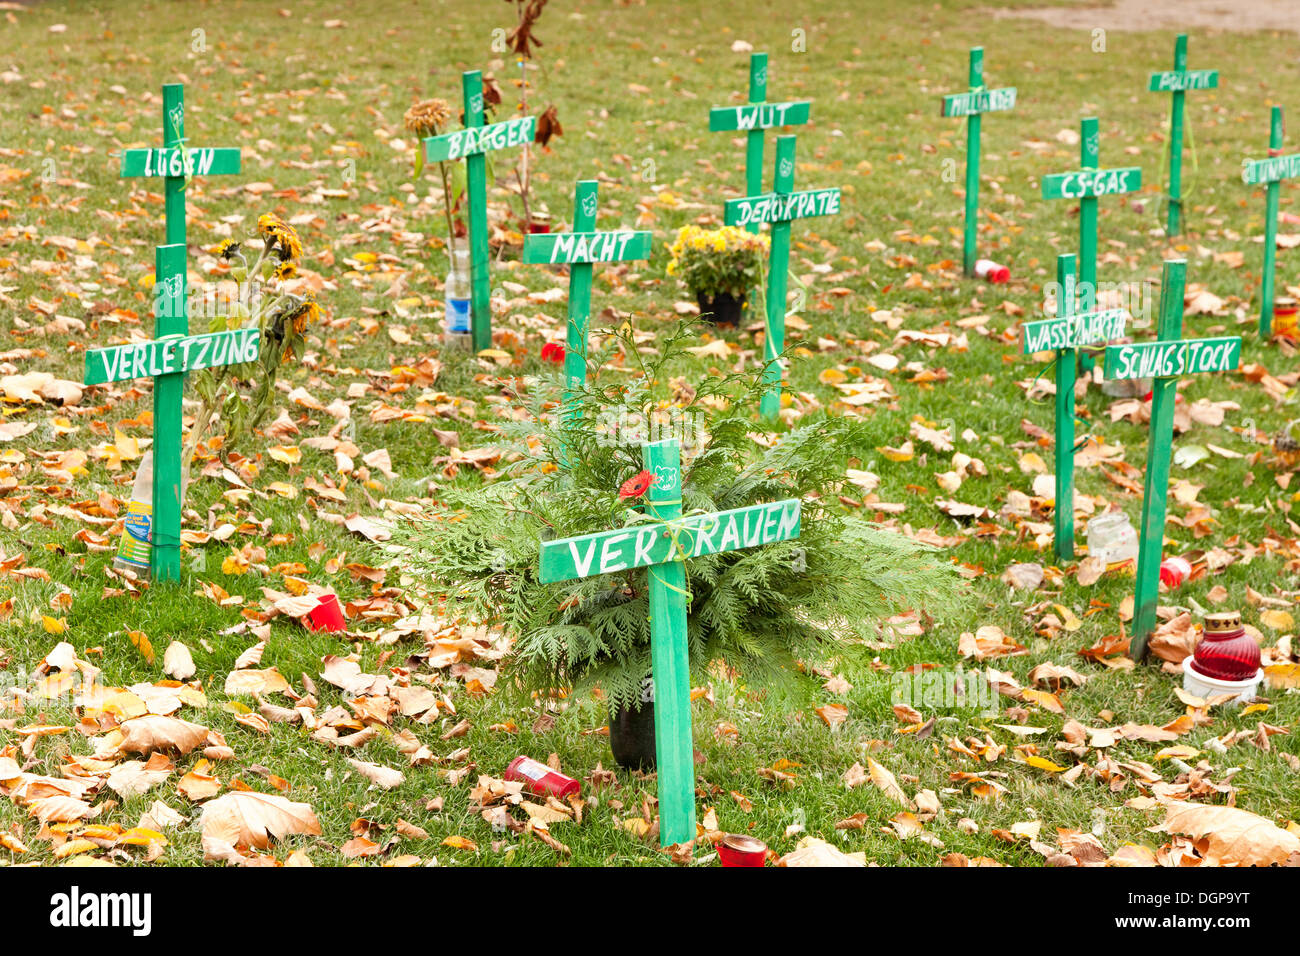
[1104,336,1242,381]
[522,230,653,265]
[940,87,1016,117]
[120,147,241,178]
[1021,307,1129,354]
[539,499,801,584]
[423,115,537,162]
[723,187,841,228]
[708,100,811,131]
[84,327,260,386]
[1041,167,1142,200]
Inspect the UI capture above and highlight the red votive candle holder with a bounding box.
[718,833,768,867]
[1191,611,1259,682]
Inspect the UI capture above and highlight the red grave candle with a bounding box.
[1191,611,1259,682]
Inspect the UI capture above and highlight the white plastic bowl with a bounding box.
[1182,659,1263,706]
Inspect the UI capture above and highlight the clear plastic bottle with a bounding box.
[443,247,472,348]
[1085,510,1138,567]
[113,451,153,575]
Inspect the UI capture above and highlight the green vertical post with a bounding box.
[1054,254,1078,560]
[743,53,768,320]
[760,136,795,420]
[1130,259,1186,656]
[641,439,696,846]
[1260,105,1284,338]
[161,84,186,247]
[963,47,983,277]
[744,53,768,233]
[563,180,597,441]
[151,244,188,583]
[1078,117,1099,372]
[1166,35,1188,236]
[462,70,492,353]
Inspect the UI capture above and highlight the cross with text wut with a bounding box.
[522,180,651,446]
[724,135,841,419]
[709,52,811,235]
[1147,34,1218,237]
[1022,254,1130,559]
[120,84,241,248]
[422,70,537,352]
[1102,260,1242,657]
[83,245,261,582]
[1242,106,1298,338]
[940,47,1017,276]
[538,439,802,846]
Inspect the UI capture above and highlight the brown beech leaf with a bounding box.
[118,715,211,756]
[347,758,406,790]
[199,790,322,850]
[1162,803,1300,867]
[867,757,912,808]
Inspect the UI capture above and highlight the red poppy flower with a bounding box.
[619,469,656,499]
[541,342,565,364]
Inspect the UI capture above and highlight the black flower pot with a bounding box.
[609,701,657,771]
[696,291,745,327]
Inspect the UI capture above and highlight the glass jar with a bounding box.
[1085,510,1138,567]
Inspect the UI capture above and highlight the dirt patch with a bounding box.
[992,0,1300,33]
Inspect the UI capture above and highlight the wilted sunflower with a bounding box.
[284,294,321,334]
[274,260,297,281]
[215,239,242,261]
[257,213,303,262]
[404,98,453,137]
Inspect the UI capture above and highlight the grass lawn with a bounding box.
[0,0,1298,866]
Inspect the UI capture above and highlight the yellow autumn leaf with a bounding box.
[127,629,155,665]
[52,839,100,859]
[1259,609,1294,631]
[267,445,302,466]
[818,368,847,386]
[442,835,478,851]
[266,481,299,499]
[1024,755,1066,773]
[1053,603,1083,632]
[42,615,67,635]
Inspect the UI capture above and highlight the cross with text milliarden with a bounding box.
[940,46,1016,276]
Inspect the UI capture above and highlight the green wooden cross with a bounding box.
[421,70,538,352]
[709,53,812,318]
[83,245,260,583]
[723,135,841,420]
[537,438,802,846]
[708,52,812,236]
[1042,116,1141,371]
[1102,259,1242,657]
[1022,253,1130,559]
[1147,34,1218,237]
[522,180,651,451]
[120,83,242,248]
[940,46,1017,276]
[1242,106,1299,338]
